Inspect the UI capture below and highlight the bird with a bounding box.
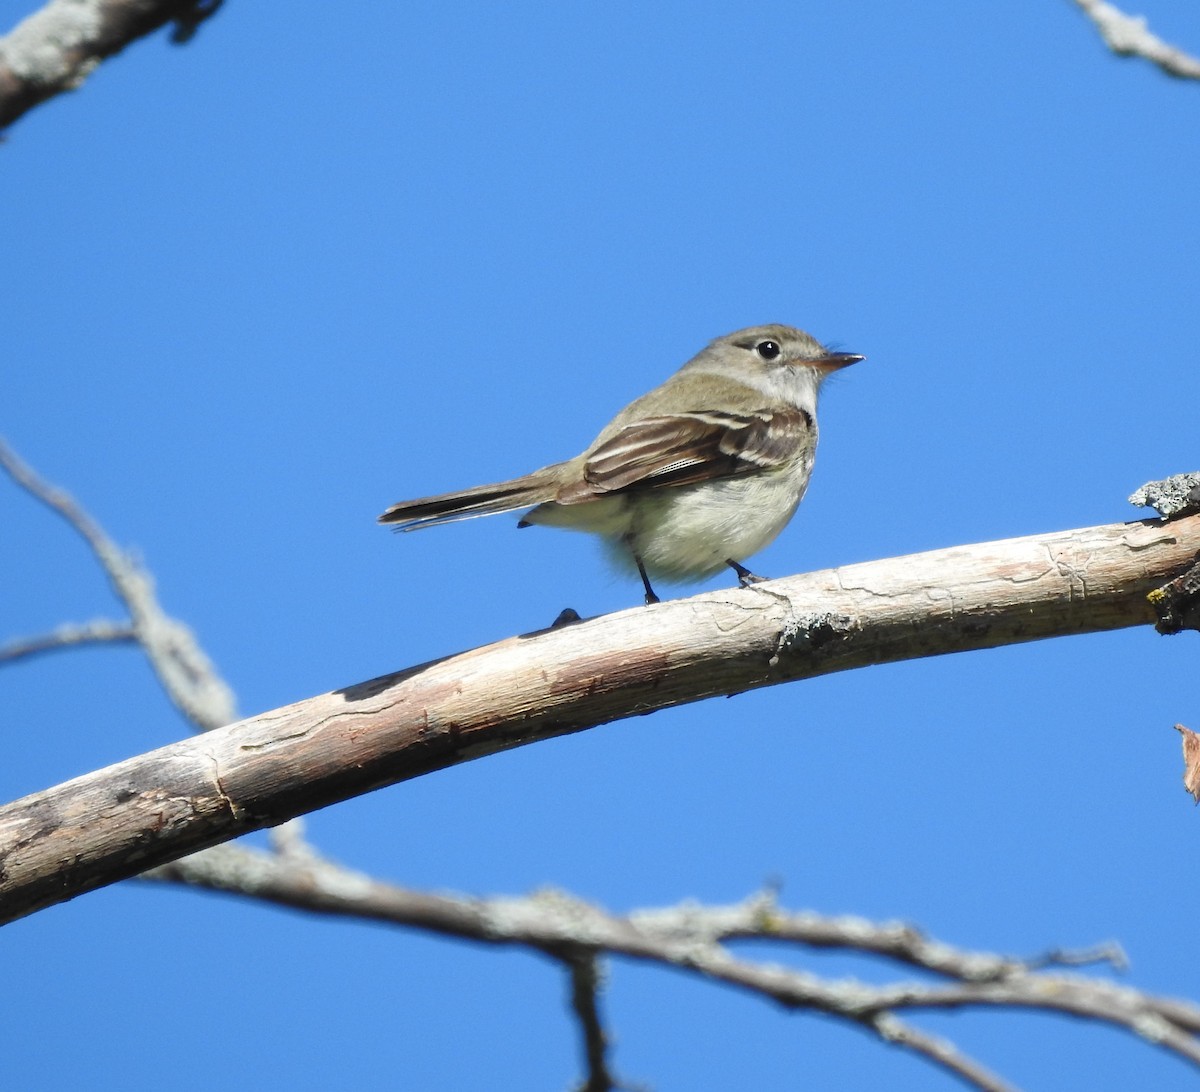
[379,324,862,604]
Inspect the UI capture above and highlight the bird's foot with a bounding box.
[727,559,767,588]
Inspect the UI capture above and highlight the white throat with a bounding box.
[683,361,824,413]
[764,363,823,413]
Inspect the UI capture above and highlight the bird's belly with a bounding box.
[621,471,808,581]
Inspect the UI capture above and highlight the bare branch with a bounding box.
[141,844,1200,1082]
[565,954,623,1092]
[0,618,136,664]
[1025,942,1129,973]
[869,1014,1014,1092]
[3,510,1199,924]
[637,897,1127,980]
[0,438,235,730]
[0,0,223,131]
[859,978,1200,1067]
[1071,0,1200,79]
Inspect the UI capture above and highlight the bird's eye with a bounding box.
[756,340,781,361]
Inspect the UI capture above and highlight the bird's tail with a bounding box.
[378,468,562,531]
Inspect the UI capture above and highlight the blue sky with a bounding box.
[3,1,1200,1087]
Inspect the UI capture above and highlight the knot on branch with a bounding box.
[770,612,855,667]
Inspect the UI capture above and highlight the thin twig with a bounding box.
[565,953,619,1092]
[0,619,136,664]
[1025,943,1129,973]
[638,894,1128,981]
[870,1013,1015,1092]
[0,438,235,730]
[140,845,1200,1079]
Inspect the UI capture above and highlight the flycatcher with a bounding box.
[379,324,862,603]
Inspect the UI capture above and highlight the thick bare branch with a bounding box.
[141,843,1200,1082]
[0,438,235,730]
[0,0,222,131]
[2,512,1198,924]
[1071,0,1200,79]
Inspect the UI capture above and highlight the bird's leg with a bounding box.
[628,538,660,604]
[727,559,766,587]
[636,558,661,604]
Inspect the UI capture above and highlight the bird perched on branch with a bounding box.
[380,324,862,604]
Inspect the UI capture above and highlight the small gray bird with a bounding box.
[380,324,862,603]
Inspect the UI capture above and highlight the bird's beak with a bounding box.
[813,352,864,372]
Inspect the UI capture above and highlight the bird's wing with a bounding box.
[554,407,812,504]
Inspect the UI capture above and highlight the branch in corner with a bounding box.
[0,0,224,131]
[1071,0,1200,79]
